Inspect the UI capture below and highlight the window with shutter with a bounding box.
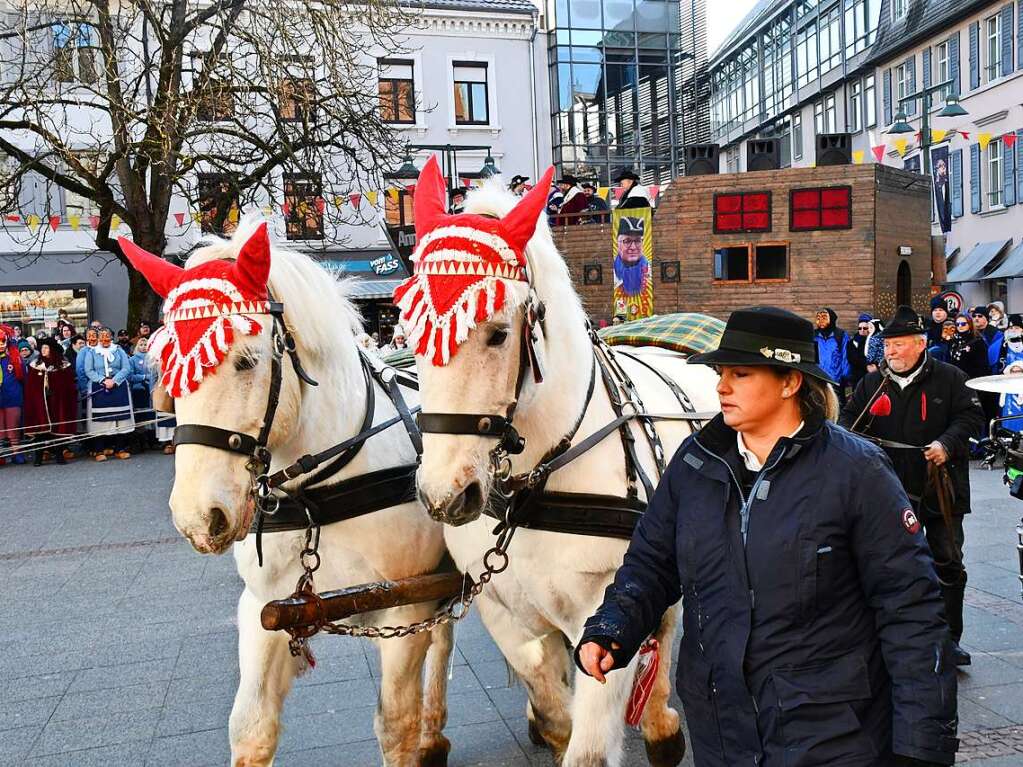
[1018,1,1023,69]
[970,21,981,89]
[922,48,932,108]
[906,56,916,115]
[950,32,961,95]
[970,143,982,213]
[1018,131,1023,201]
[1003,135,1016,206]
[985,14,1001,83]
[1001,4,1014,78]
[883,68,892,125]
[951,148,963,218]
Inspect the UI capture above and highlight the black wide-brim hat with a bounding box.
[689,306,837,384]
[615,169,640,183]
[879,305,926,338]
[557,175,579,186]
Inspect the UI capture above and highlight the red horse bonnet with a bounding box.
[392,157,554,365]
[118,224,273,397]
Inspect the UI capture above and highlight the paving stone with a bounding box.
[21,740,151,767]
[156,697,234,738]
[273,738,383,766]
[0,696,61,732]
[67,658,176,693]
[31,709,160,756]
[146,727,231,767]
[50,680,169,721]
[444,720,527,766]
[275,705,378,753]
[0,672,75,704]
[964,682,1023,725]
[0,725,44,766]
[280,677,380,719]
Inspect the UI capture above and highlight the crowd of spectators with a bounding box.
[0,316,174,467]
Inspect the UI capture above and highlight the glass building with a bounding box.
[546,0,707,184]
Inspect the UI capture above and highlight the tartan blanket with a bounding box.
[599,313,725,356]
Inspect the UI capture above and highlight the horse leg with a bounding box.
[561,661,635,767]
[476,595,573,761]
[418,621,453,766]
[229,588,303,767]
[639,610,686,767]
[374,605,433,767]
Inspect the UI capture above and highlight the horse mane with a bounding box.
[462,181,586,324]
[185,217,363,367]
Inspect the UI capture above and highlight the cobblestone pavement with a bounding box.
[0,452,1021,766]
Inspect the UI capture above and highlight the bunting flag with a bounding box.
[333,195,345,208]
[227,208,239,224]
[261,206,273,217]
[614,186,625,201]
[366,191,378,206]
[68,214,81,230]
[191,212,202,224]
[1004,132,1018,149]
[894,138,909,157]
[110,214,121,230]
[597,186,609,200]
[387,188,399,204]
[959,130,970,140]
[914,131,923,143]
[27,214,40,232]
[979,132,993,151]
[49,215,61,232]
[282,202,291,217]
[406,184,416,197]
[852,149,865,164]
[349,193,362,209]
[88,215,100,230]
[871,145,886,163]
[4,214,19,223]
[315,197,325,215]
[461,177,474,189]
[932,129,948,143]
[648,185,660,201]
[174,212,185,226]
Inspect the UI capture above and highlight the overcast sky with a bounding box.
[707,0,760,56]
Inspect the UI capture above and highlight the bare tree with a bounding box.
[0,0,414,327]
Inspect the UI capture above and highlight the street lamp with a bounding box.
[887,78,969,177]
[385,154,420,188]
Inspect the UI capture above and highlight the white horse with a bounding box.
[121,222,452,767]
[404,167,720,766]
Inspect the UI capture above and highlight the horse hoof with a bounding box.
[527,718,547,747]
[644,728,687,767]
[418,739,450,767]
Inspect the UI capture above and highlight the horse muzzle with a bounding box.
[418,481,485,526]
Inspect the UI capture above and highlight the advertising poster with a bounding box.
[931,145,952,233]
[612,207,654,320]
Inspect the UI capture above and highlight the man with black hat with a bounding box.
[578,305,959,767]
[449,187,468,214]
[612,215,651,319]
[554,174,588,225]
[508,174,529,197]
[840,305,983,667]
[614,169,651,209]
[581,181,610,223]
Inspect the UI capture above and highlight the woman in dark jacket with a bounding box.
[576,306,957,767]
[949,314,990,381]
[23,337,77,466]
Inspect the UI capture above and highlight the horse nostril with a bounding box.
[208,507,229,539]
[463,481,483,513]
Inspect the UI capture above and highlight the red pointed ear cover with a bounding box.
[392,165,555,367]
[120,232,272,398]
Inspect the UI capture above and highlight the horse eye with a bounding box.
[234,354,258,371]
[487,328,509,347]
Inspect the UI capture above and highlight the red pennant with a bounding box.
[174,212,185,226]
[88,215,100,230]
[461,177,473,189]
[648,184,660,201]
[405,184,416,197]
[5,214,20,223]
[869,392,892,417]
[349,193,362,209]
[282,201,291,216]
[871,145,886,163]
[959,131,970,140]
[914,131,922,142]
[315,196,325,214]
[1004,132,1018,149]
[48,215,61,231]
[614,186,625,201]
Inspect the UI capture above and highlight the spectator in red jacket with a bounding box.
[554,175,588,225]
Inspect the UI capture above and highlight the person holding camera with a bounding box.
[840,305,984,667]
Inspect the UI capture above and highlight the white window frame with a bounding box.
[446,53,499,131]
[814,101,824,134]
[792,112,803,159]
[892,0,908,22]
[824,93,837,133]
[848,80,862,132]
[52,21,98,85]
[987,138,1003,208]
[895,61,909,109]
[864,73,877,127]
[986,14,1002,83]
[935,41,950,103]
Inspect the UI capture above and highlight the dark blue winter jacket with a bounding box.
[577,412,958,767]
[814,328,851,384]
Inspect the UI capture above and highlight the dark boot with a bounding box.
[33,450,43,467]
[56,449,66,465]
[942,585,971,666]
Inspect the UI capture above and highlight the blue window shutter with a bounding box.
[906,56,917,115]
[951,148,964,218]
[1002,4,1014,78]
[923,47,932,107]
[1018,1,1023,69]
[1006,136,1018,206]
[950,32,961,95]
[883,68,892,125]
[970,21,981,89]
[970,143,982,213]
[1018,130,1023,200]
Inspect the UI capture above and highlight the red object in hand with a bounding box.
[869,392,892,417]
[625,639,660,727]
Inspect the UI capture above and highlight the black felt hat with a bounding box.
[509,175,529,186]
[615,169,640,183]
[556,174,579,186]
[617,216,645,237]
[688,306,836,384]
[449,187,468,200]
[970,305,990,319]
[880,305,927,338]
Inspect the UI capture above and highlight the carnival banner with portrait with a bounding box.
[930,145,952,234]
[612,207,654,320]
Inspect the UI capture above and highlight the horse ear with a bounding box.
[414,155,448,237]
[233,222,271,293]
[501,165,555,254]
[118,237,184,298]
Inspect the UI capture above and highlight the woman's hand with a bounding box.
[577,641,620,684]
[104,378,115,390]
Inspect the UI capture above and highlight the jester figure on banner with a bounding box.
[931,145,952,234]
[612,207,654,321]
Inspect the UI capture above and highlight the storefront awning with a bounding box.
[981,240,1023,281]
[346,278,405,300]
[316,249,409,301]
[945,244,960,262]
[945,239,1012,282]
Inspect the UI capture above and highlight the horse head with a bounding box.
[394,156,557,525]
[120,222,311,554]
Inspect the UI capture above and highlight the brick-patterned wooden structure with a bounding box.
[553,165,933,326]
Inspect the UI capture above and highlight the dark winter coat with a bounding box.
[839,356,983,516]
[617,184,651,210]
[555,187,589,225]
[22,359,77,436]
[980,326,1003,372]
[578,412,959,767]
[814,309,851,384]
[847,333,869,387]
[948,333,990,380]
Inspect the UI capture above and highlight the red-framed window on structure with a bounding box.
[790,185,852,230]
[713,191,772,234]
